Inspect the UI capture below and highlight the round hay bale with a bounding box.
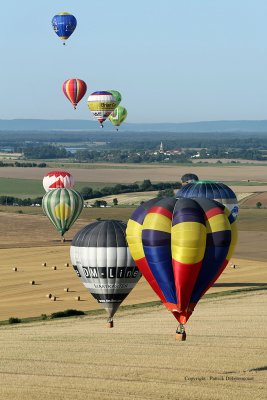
[29,280,35,285]
[52,266,57,270]
[75,296,81,301]
[42,262,47,266]
[51,296,57,301]
[46,293,52,298]
[12,267,17,272]
[64,288,69,292]
[64,263,69,267]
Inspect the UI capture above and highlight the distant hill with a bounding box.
[1,119,267,132]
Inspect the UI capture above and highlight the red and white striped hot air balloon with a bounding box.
[62,79,87,109]
[43,170,74,192]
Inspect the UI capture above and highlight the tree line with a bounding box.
[80,180,181,200]
[0,180,181,207]
[0,161,47,168]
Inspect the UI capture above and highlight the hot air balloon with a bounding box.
[109,106,128,131]
[62,79,87,109]
[87,91,117,128]
[181,173,199,186]
[126,197,237,340]
[176,180,238,220]
[70,220,142,327]
[51,12,77,45]
[108,90,122,107]
[42,188,83,242]
[43,171,74,192]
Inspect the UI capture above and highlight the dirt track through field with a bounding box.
[0,292,266,400]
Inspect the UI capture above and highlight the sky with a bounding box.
[1,0,267,123]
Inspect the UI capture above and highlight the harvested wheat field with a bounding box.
[0,240,265,320]
[0,207,266,320]
[1,164,267,183]
[0,291,266,400]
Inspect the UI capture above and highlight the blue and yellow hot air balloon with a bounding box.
[42,188,83,242]
[126,197,237,339]
[52,12,77,45]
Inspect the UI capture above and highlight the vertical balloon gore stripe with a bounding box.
[140,199,178,308]
[63,79,87,109]
[126,218,168,305]
[171,199,207,312]
[197,214,238,302]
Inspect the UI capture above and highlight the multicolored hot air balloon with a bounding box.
[62,79,87,109]
[108,90,122,107]
[126,197,237,339]
[87,91,117,128]
[52,12,77,45]
[42,188,83,241]
[181,173,199,186]
[70,220,142,327]
[43,171,74,192]
[109,106,128,131]
[176,180,239,220]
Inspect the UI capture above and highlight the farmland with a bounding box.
[0,292,266,400]
[0,163,266,400]
[0,163,267,184]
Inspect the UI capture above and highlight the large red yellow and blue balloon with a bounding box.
[62,79,87,109]
[126,197,237,338]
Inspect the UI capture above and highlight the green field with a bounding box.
[0,177,119,198]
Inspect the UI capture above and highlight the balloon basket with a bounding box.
[175,332,186,341]
[61,236,65,243]
[175,324,186,341]
[107,320,114,328]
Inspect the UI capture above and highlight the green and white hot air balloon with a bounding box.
[109,106,128,131]
[108,90,122,107]
[42,188,84,242]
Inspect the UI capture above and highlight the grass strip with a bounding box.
[0,286,266,327]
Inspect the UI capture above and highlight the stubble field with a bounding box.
[0,292,266,400]
[0,163,267,184]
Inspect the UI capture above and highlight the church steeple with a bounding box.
[159,142,164,153]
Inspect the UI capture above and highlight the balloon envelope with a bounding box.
[52,12,77,42]
[70,220,141,319]
[109,106,127,128]
[87,91,117,127]
[126,197,237,324]
[62,79,87,109]
[43,170,74,192]
[108,90,122,107]
[181,173,199,185]
[42,188,83,237]
[176,180,239,220]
